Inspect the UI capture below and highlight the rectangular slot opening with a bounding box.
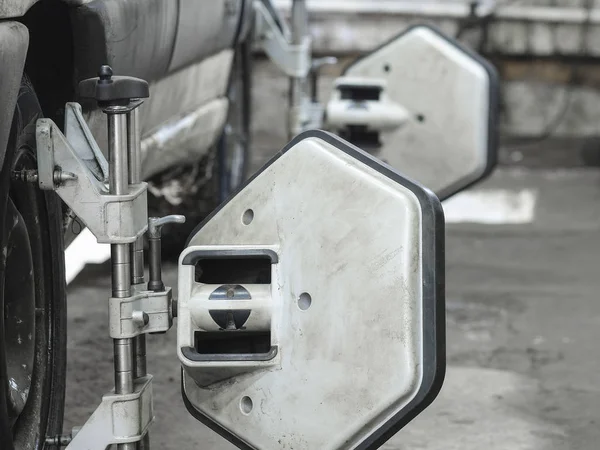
[195,257,271,284]
[195,330,272,355]
[339,85,382,101]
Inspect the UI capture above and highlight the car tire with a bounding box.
[0,76,67,449]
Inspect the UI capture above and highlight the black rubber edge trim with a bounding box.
[181,345,278,362]
[343,23,499,201]
[181,248,278,265]
[183,129,445,450]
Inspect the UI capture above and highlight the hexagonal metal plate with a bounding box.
[341,24,499,200]
[179,131,445,449]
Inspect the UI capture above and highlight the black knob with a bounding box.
[78,65,149,107]
[98,65,113,83]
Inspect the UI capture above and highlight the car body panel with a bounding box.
[81,49,234,180]
[169,0,243,73]
[0,21,29,170]
[1,0,251,178]
[69,0,178,83]
[68,0,248,176]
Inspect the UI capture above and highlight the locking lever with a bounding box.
[147,215,186,291]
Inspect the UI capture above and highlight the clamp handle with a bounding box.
[147,215,186,292]
[148,215,186,238]
[78,65,150,107]
[310,57,338,102]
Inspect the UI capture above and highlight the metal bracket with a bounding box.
[109,285,173,339]
[254,1,311,78]
[36,103,148,244]
[325,76,410,147]
[65,376,154,450]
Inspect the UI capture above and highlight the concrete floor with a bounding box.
[63,167,600,450]
[62,61,600,449]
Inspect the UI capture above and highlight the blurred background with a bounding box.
[267,0,600,167]
[64,1,600,449]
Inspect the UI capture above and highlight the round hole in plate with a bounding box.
[416,114,426,123]
[298,292,312,311]
[383,63,391,73]
[240,396,253,414]
[242,209,254,225]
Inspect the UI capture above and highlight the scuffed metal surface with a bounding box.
[83,50,233,179]
[0,22,28,170]
[141,98,228,179]
[70,0,178,82]
[169,0,242,72]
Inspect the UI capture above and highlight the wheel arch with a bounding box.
[0,0,75,172]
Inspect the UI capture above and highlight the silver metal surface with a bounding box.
[134,335,147,378]
[147,215,186,292]
[111,244,132,299]
[168,0,240,72]
[254,1,310,78]
[108,286,173,339]
[0,22,28,169]
[135,335,149,450]
[108,113,129,196]
[35,109,148,244]
[64,376,154,450]
[83,50,233,180]
[189,284,272,333]
[179,131,443,448]
[147,215,186,239]
[128,108,145,285]
[126,104,150,450]
[108,108,135,450]
[339,25,497,200]
[131,238,145,285]
[114,339,134,394]
[127,108,141,184]
[326,77,410,131]
[66,102,109,182]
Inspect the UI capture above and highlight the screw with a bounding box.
[45,434,72,447]
[132,310,150,327]
[11,169,38,183]
[53,169,77,185]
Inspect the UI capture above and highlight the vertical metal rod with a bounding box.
[108,111,136,450]
[127,108,145,285]
[147,236,163,292]
[111,243,131,299]
[134,335,147,378]
[108,113,129,196]
[288,0,308,139]
[127,107,150,450]
[113,338,134,394]
[127,107,141,186]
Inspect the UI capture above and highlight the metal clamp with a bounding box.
[36,103,148,244]
[325,76,410,148]
[65,376,154,450]
[109,285,173,339]
[148,215,186,292]
[254,1,311,78]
